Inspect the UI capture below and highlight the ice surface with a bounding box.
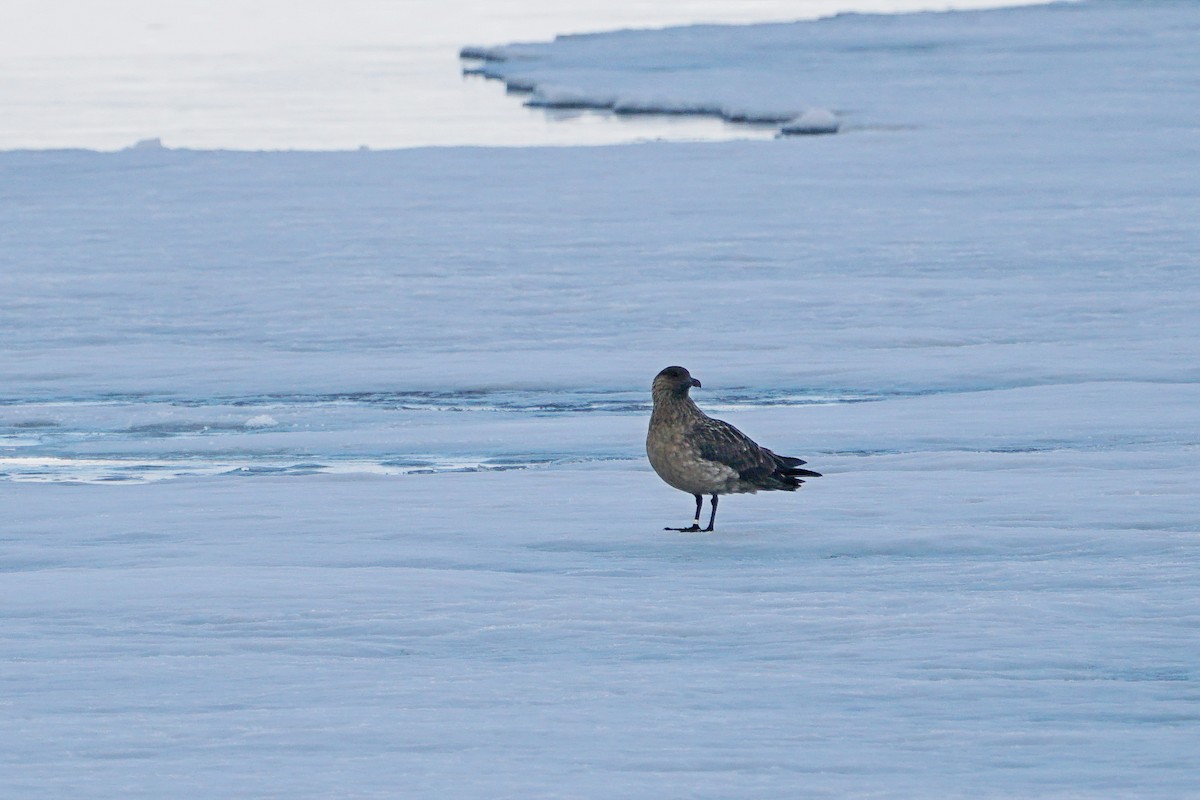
[3,1,1200,797]
[464,0,1198,139]
[526,85,620,110]
[0,0,1049,150]
[781,108,841,135]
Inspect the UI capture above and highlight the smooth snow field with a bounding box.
[3,1,1199,797]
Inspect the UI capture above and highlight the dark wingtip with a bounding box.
[782,467,821,479]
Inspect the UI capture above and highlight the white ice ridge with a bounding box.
[459,16,875,136]
[465,2,1156,138]
[519,85,823,129]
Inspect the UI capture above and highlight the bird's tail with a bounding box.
[784,466,822,479]
[776,454,822,479]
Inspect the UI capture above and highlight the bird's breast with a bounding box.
[647,421,740,495]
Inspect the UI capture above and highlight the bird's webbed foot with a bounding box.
[665,524,703,532]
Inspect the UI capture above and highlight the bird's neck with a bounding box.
[651,388,699,422]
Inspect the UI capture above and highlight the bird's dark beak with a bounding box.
[691,378,702,388]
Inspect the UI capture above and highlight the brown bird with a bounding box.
[646,365,821,532]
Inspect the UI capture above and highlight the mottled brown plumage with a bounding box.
[646,365,820,531]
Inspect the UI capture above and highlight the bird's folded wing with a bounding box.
[691,417,779,480]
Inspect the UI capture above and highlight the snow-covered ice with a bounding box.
[782,108,841,136]
[463,1,1152,136]
[0,0,1047,150]
[3,1,1200,797]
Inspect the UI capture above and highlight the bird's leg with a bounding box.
[664,494,704,532]
[702,494,718,532]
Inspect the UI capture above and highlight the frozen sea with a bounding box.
[1,0,1050,149]
[3,1,1200,797]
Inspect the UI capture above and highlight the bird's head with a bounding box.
[653,365,701,398]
